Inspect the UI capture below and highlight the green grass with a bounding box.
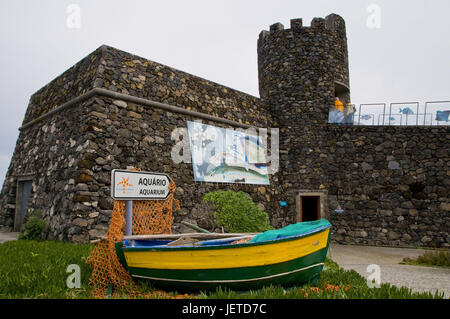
[401,250,450,268]
[0,240,445,299]
[0,240,94,298]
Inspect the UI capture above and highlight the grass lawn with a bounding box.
[0,240,445,299]
[0,240,93,299]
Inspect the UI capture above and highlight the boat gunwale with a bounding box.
[121,225,331,252]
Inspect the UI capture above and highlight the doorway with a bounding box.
[299,195,321,222]
[14,179,33,231]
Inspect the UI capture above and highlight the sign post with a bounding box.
[111,169,171,236]
[125,200,133,236]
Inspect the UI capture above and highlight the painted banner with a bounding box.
[187,121,270,185]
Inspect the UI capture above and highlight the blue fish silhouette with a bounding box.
[435,110,450,122]
[389,117,396,121]
[360,115,372,121]
[399,107,414,115]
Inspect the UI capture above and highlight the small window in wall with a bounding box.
[329,81,354,125]
[14,179,33,232]
[334,81,350,103]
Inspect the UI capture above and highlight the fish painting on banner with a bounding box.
[187,121,270,185]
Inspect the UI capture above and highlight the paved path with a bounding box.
[329,244,450,298]
[0,231,19,244]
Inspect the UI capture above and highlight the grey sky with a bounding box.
[1,0,449,186]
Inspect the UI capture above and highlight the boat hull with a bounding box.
[116,228,331,291]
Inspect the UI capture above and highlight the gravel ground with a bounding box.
[0,231,19,244]
[329,243,450,298]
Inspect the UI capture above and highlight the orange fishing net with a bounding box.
[86,176,180,299]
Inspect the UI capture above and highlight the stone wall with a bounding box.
[0,43,277,242]
[23,44,270,127]
[70,95,281,242]
[0,92,281,242]
[0,97,99,239]
[256,14,448,248]
[256,14,351,228]
[96,45,270,127]
[23,47,103,124]
[327,125,450,248]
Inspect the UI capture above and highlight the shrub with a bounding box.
[19,209,48,241]
[402,250,450,268]
[203,190,273,233]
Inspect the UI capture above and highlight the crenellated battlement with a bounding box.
[258,13,346,43]
[257,12,350,103]
[257,12,350,118]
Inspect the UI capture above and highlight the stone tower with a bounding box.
[257,14,350,219]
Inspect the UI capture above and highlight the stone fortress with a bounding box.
[0,14,448,247]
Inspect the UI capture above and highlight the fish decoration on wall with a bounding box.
[435,110,450,122]
[359,115,372,121]
[399,107,415,115]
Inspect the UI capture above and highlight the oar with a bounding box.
[180,221,211,234]
[198,235,255,245]
[122,232,260,241]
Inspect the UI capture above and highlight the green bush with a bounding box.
[403,250,450,268]
[203,190,273,233]
[19,209,48,241]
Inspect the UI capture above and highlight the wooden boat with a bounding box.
[115,219,332,291]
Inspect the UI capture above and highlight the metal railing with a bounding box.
[329,101,450,126]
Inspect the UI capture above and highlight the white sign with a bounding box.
[111,169,171,200]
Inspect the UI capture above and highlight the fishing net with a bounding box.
[86,173,180,299]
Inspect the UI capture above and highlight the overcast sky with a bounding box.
[1,0,449,186]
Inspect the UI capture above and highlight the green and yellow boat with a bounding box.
[115,219,332,291]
